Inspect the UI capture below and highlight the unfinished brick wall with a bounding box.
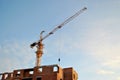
[32,65,63,80]
[63,68,78,80]
[0,64,78,80]
[0,72,13,80]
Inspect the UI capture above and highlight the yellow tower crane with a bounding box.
[30,7,87,67]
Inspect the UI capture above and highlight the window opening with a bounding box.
[53,66,58,72]
[37,77,42,80]
[39,67,42,72]
[22,78,32,80]
[16,71,20,77]
[0,74,2,79]
[4,74,8,79]
[17,71,20,74]
[29,71,33,75]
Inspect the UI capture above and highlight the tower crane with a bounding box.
[30,7,87,67]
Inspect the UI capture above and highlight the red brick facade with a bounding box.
[0,64,78,80]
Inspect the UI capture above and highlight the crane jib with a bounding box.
[41,7,87,41]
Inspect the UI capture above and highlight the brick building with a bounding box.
[0,64,78,80]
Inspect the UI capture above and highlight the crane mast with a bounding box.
[30,7,87,67]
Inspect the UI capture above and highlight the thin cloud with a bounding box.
[103,58,120,68]
[97,69,115,75]
[117,77,120,80]
[0,41,35,72]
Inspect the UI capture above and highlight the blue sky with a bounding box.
[0,0,120,80]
